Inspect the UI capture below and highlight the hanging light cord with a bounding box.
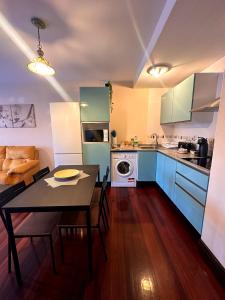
[37,25,44,57]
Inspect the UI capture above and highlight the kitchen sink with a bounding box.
[139,144,157,149]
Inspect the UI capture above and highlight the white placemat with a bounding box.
[44,170,90,188]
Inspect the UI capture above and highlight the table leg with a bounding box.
[5,211,22,286]
[86,208,93,278]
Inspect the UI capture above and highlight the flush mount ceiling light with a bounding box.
[27,17,55,76]
[147,64,171,78]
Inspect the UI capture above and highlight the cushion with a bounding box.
[2,159,26,171]
[0,146,6,159]
[6,146,36,160]
[0,171,21,185]
[7,160,39,174]
[0,158,4,171]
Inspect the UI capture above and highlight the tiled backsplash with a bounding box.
[155,135,215,156]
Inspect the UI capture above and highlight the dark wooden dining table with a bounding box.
[3,165,99,286]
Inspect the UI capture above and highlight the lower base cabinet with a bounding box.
[82,143,110,181]
[156,152,165,189]
[137,151,156,181]
[174,183,204,233]
[156,152,209,234]
[156,153,176,200]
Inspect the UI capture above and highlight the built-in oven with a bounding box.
[82,122,109,143]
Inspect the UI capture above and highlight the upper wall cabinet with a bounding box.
[80,87,110,122]
[160,89,173,124]
[160,73,223,124]
[172,75,194,122]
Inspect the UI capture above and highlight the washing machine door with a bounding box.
[116,159,134,177]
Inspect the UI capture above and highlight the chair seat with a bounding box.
[59,205,99,228]
[15,212,61,236]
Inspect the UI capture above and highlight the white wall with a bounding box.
[201,58,225,267]
[110,84,150,144]
[0,81,77,169]
[201,76,225,267]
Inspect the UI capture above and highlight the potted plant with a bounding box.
[111,130,117,148]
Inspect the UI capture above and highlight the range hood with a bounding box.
[191,98,220,112]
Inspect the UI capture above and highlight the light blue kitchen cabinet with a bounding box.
[137,151,157,181]
[174,161,209,233]
[174,183,204,233]
[155,151,209,233]
[80,87,110,122]
[172,74,195,122]
[163,156,177,201]
[82,143,110,181]
[156,152,165,189]
[160,90,173,124]
[176,161,209,190]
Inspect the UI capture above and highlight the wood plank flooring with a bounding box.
[0,185,225,300]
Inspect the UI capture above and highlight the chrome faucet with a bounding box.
[150,133,158,146]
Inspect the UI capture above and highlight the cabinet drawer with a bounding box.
[175,173,207,206]
[174,183,204,233]
[176,162,209,190]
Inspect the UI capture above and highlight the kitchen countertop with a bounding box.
[111,146,210,175]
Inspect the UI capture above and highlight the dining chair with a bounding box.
[90,175,109,231]
[0,182,25,273]
[33,167,50,182]
[1,181,60,273]
[58,176,108,262]
[104,166,110,215]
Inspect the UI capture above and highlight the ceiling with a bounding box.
[0,0,225,88]
[136,0,225,88]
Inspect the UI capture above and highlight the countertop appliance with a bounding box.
[197,137,208,167]
[82,122,109,143]
[111,152,138,187]
[50,102,83,167]
[178,142,193,152]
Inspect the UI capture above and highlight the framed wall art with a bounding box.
[0,104,36,128]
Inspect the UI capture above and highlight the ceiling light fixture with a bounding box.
[147,64,171,78]
[27,17,55,76]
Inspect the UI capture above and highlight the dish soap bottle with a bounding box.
[133,136,139,147]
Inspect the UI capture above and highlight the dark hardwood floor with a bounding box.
[0,185,225,300]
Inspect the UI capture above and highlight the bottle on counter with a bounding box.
[133,136,139,147]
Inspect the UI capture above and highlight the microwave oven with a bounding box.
[82,123,109,143]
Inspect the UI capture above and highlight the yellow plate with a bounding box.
[54,169,80,181]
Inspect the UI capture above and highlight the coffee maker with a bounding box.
[197,137,208,167]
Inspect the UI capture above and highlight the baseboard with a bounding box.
[136,181,157,187]
[199,240,225,286]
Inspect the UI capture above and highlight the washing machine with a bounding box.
[111,152,138,187]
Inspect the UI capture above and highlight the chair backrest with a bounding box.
[105,166,110,181]
[98,175,108,225]
[0,181,26,208]
[33,167,50,182]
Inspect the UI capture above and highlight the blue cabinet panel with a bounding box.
[175,173,207,206]
[160,90,173,124]
[137,151,156,181]
[82,143,110,181]
[80,87,110,122]
[172,75,194,122]
[174,183,204,233]
[176,162,209,190]
[156,153,165,189]
[163,156,177,201]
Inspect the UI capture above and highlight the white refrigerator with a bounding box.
[50,102,83,167]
